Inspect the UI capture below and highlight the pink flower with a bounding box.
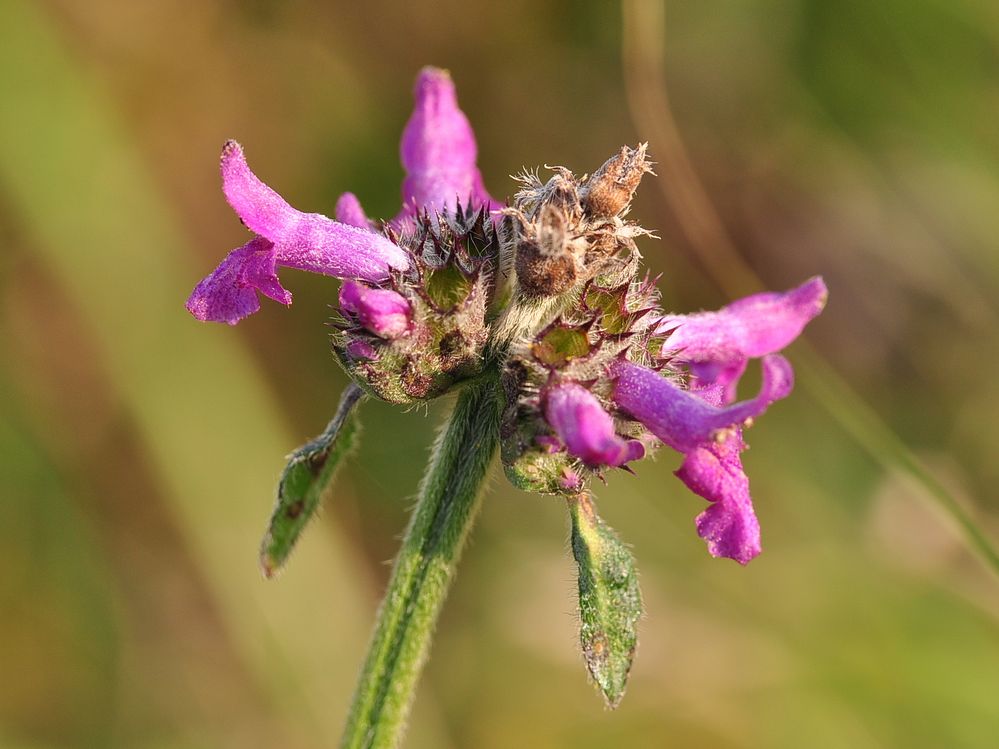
[604,278,827,564]
[339,281,412,340]
[395,68,501,224]
[543,383,645,468]
[186,67,497,325]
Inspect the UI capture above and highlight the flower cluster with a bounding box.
[187,67,826,565]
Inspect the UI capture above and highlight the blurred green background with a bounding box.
[2,0,999,747]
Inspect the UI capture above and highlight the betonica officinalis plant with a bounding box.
[187,67,826,748]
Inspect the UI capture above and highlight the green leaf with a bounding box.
[568,493,642,708]
[260,384,364,577]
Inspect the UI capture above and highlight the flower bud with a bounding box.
[581,144,652,218]
[333,206,500,404]
[339,281,412,339]
[345,339,378,361]
[544,383,645,468]
[515,204,581,297]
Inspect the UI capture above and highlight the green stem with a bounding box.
[340,369,501,749]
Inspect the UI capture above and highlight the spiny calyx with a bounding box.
[333,205,500,404]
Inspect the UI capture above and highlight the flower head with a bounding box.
[191,67,833,722]
[190,67,827,565]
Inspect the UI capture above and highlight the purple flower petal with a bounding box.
[678,435,761,564]
[335,192,374,230]
[612,358,792,564]
[339,281,412,339]
[185,237,291,325]
[612,356,793,453]
[544,383,645,468]
[345,339,379,361]
[220,140,409,281]
[189,142,413,324]
[657,277,826,403]
[396,67,499,220]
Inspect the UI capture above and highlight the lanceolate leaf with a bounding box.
[260,384,364,577]
[568,493,642,708]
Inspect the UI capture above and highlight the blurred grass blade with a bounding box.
[568,493,642,708]
[797,351,999,575]
[262,383,364,577]
[0,2,396,743]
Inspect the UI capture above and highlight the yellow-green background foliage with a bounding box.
[2,1,998,747]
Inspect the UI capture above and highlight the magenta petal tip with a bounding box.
[397,67,496,219]
[339,281,412,340]
[544,383,642,469]
[335,192,374,230]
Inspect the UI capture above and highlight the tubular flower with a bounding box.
[186,67,497,326]
[622,278,826,562]
[186,141,409,325]
[543,383,645,469]
[612,355,795,564]
[395,67,501,223]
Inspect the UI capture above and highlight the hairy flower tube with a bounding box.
[186,66,827,737]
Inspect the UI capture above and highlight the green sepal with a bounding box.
[568,493,642,708]
[531,324,591,367]
[259,383,364,577]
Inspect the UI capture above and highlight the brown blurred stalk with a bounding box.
[621,0,999,578]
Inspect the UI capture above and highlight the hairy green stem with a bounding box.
[340,370,501,749]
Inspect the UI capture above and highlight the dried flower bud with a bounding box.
[540,168,582,216]
[581,144,653,218]
[515,204,581,297]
